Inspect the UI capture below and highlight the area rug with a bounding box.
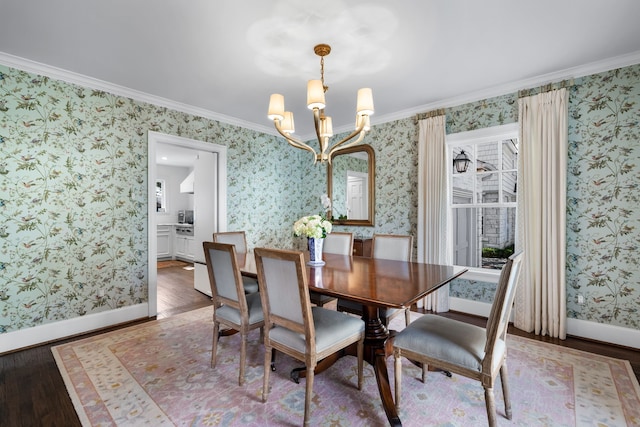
[52,308,640,426]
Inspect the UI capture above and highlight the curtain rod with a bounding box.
[518,78,577,98]
[415,108,446,121]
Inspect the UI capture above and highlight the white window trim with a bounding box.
[447,123,519,283]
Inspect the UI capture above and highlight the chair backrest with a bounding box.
[213,231,248,254]
[372,234,413,261]
[484,251,524,358]
[203,241,247,313]
[323,232,354,255]
[254,248,313,338]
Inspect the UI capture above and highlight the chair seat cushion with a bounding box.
[216,292,264,326]
[270,307,364,354]
[393,314,505,372]
[242,276,259,294]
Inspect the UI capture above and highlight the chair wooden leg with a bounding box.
[500,363,512,419]
[238,331,247,386]
[357,338,364,390]
[404,308,410,326]
[211,321,219,368]
[262,345,272,402]
[393,350,402,411]
[303,364,315,426]
[484,386,497,427]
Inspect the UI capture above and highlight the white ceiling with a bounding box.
[2,0,640,159]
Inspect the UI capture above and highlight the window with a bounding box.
[447,124,518,275]
[155,179,167,212]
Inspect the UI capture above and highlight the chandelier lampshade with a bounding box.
[267,44,374,164]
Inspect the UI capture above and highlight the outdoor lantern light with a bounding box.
[453,150,471,173]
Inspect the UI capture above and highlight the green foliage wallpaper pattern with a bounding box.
[0,65,313,333]
[1,60,639,335]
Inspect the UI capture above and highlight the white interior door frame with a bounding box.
[147,131,227,317]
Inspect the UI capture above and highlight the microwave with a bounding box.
[178,210,194,224]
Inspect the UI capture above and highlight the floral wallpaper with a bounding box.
[1,60,639,336]
[0,64,309,333]
[566,65,640,329]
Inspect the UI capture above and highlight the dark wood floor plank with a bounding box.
[0,263,637,426]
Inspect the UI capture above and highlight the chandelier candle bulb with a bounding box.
[267,94,285,120]
[356,88,374,116]
[307,80,326,109]
[282,111,295,134]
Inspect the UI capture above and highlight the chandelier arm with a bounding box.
[326,119,367,157]
[274,121,318,156]
[328,131,366,158]
[312,108,324,147]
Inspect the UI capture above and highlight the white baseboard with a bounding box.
[566,317,640,350]
[448,297,639,350]
[0,303,150,354]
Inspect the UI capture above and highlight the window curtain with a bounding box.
[515,88,568,339]
[417,115,451,312]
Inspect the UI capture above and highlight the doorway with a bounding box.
[147,131,227,317]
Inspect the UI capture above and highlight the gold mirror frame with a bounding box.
[327,144,375,226]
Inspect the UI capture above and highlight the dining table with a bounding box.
[238,250,467,426]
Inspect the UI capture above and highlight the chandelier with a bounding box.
[267,44,374,164]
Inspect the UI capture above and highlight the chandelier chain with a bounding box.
[320,56,328,93]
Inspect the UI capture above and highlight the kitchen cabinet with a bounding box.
[174,235,195,261]
[157,225,172,259]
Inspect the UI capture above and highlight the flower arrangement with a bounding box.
[293,214,333,239]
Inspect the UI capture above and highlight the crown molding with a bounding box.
[364,49,640,131]
[0,51,275,136]
[3,50,640,140]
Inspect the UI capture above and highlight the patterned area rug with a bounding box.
[52,308,640,426]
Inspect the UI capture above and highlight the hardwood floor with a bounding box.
[0,262,638,427]
[156,260,209,319]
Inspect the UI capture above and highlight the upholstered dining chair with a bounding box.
[372,233,414,326]
[254,247,365,426]
[213,231,258,294]
[338,233,414,326]
[203,241,265,386]
[371,233,413,261]
[308,231,354,309]
[323,231,354,255]
[393,251,524,427]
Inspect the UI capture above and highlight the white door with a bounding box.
[346,171,368,219]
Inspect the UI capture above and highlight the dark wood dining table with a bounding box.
[238,251,467,426]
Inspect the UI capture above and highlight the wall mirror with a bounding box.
[327,144,375,226]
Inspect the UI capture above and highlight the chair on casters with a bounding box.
[213,231,258,294]
[202,241,265,386]
[338,233,414,326]
[393,251,524,427]
[254,247,365,427]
